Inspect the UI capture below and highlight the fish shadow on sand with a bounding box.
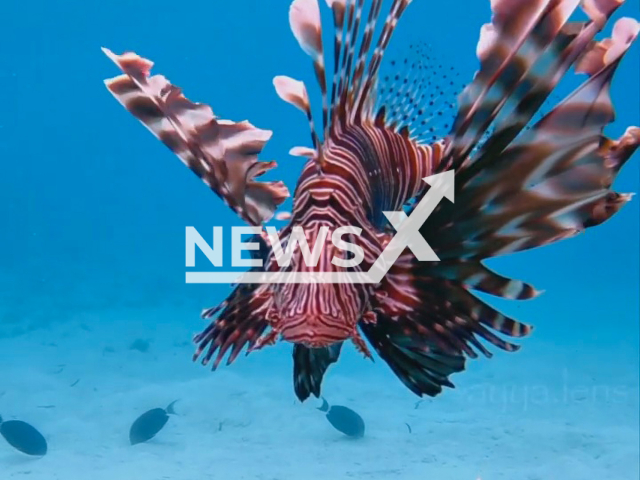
[128,437,180,448]
[0,452,47,466]
[325,434,369,444]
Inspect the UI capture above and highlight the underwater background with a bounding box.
[1,0,638,479]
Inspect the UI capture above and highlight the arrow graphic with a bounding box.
[368,170,454,283]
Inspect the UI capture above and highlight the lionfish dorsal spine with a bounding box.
[352,0,412,121]
[287,0,328,169]
[331,0,355,127]
[273,75,324,165]
[282,0,414,142]
[348,0,384,120]
[336,0,366,121]
[326,0,348,132]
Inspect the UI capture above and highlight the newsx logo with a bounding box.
[185,171,454,284]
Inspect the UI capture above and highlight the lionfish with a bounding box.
[102,0,640,401]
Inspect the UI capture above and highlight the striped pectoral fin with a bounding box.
[427,260,542,300]
[293,342,343,401]
[365,258,533,397]
[448,0,565,163]
[193,284,275,370]
[103,49,289,225]
[423,16,640,261]
[359,317,466,398]
[447,0,631,172]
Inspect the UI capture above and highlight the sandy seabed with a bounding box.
[0,306,638,480]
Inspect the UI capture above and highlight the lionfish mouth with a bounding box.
[279,321,351,348]
[279,316,373,359]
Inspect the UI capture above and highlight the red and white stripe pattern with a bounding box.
[102,49,289,226]
[103,0,639,402]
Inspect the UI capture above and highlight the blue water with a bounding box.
[1,1,638,479]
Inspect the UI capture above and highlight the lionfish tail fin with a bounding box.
[293,342,343,401]
[280,0,413,147]
[102,49,289,225]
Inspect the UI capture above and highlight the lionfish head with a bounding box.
[274,281,367,347]
[270,226,372,348]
